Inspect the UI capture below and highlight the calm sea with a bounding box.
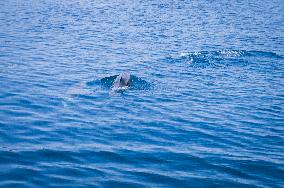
[0,0,283,187]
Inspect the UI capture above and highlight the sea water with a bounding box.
[0,0,283,187]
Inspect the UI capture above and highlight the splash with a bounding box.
[167,50,283,68]
[87,75,152,91]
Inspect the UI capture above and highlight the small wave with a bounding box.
[219,50,245,57]
[179,50,282,59]
[167,50,283,68]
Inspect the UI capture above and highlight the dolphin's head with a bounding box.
[111,72,132,91]
[120,72,131,87]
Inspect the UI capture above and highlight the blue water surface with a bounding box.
[0,0,284,187]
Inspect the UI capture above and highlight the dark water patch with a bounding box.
[0,181,36,188]
[0,165,40,184]
[117,169,188,187]
[246,51,284,59]
[100,180,146,188]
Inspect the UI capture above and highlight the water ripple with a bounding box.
[1,0,284,187]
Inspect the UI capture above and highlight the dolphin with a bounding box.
[111,72,132,91]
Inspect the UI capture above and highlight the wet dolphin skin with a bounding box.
[111,72,132,90]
